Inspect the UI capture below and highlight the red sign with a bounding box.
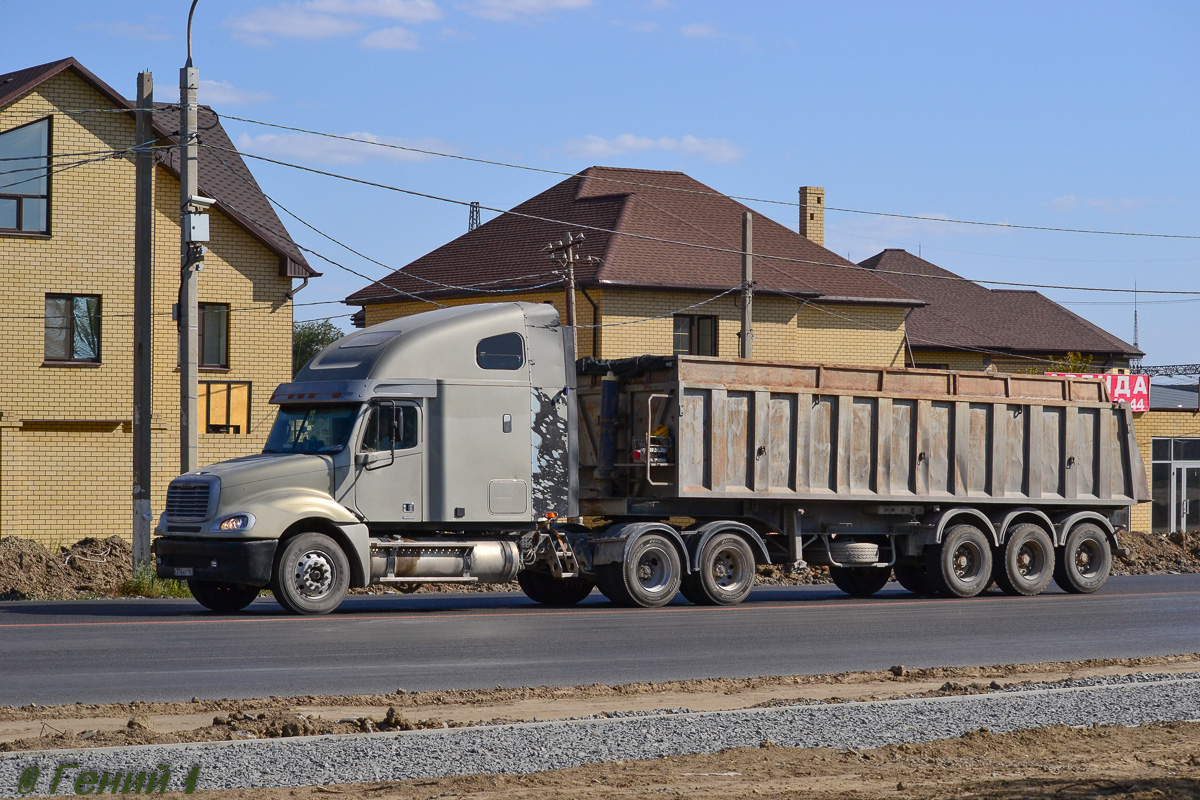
[1046,373,1150,412]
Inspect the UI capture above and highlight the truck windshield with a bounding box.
[264,405,360,455]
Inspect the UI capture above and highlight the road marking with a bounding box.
[1,587,1197,630]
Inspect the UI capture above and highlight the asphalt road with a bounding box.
[1,574,1197,707]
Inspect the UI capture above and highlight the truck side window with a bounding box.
[362,405,418,452]
[476,332,524,370]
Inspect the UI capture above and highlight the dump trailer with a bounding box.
[154,302,1148,614]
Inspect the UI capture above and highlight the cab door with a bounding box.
[354,401,423,523]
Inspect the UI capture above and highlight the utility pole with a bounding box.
[740,211,754,359]
[133,71,154,570]
[546,232,591,355]
[179,0,207,474]
[468,201,481,231]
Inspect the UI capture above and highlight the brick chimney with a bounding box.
[799,186,825,246]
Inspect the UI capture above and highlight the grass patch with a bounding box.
[116,566,192,599]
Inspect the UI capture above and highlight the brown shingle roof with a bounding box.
[859,248,1140,358]
[346,167,923,306]
[0,57,314,277]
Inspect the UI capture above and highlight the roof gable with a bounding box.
[0,58,314,277]
[859,248,1140,358]
[347,167,923,306]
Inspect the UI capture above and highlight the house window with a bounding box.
[198,303,229,368]
[673,314,717,356]
[44,294,101,362]
[200,381,251,434]
[0,117,50,234]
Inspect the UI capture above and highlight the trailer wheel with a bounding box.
[680,533,755,606]
[594,564,628,605]
[893,560,937,596]
[1053,522,1112,594]
[994,523,1055,596]
[517,570,595,606]
[187,580,260,613]
[829,566,891,597]
[611,533,681,608]
[270,532,350,615]
[926,524,993,598]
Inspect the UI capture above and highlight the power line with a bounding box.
[216,112,1200,241]
[204,142,1200,298]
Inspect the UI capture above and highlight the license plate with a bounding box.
[173,567,194,577]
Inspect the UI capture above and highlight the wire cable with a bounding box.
[204,142,1200,298]
[216,112,1200,241]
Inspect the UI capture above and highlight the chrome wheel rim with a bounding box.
[294,550,335,599]
[711,546,749,591]
[635,546,671,594]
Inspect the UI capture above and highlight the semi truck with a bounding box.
[154,302,1149,614]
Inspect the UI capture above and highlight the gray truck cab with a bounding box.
[155,302,577,614]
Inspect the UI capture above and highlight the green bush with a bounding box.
[116,566,193,599]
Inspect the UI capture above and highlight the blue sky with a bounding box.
[4,1,1198,367]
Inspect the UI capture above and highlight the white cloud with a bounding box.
[157,80,275,106]
[463,0,592,22]
[305,0,441,22]
[225,5,363,43]
[564,133,745,164]
[680,22,720,38]
[225,0,439,44]
[361,26,421,48]
[75,21,173,41]
[235,131,455,164]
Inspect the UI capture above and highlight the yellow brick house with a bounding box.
[346,168,924,365]
[0,58,317,548]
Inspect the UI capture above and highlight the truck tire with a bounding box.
[828,565,891,597]
[994,523,1055,596]
[611,533,681,608]
[680,532,755,606]
[270,532,350,615]
[926,524,993,598]
[828,541,881,566]
[517,570,595,606]
[187,580,260,613]
[1053,522,1112,594]
[892,560,937,595]
[594,564,628,605]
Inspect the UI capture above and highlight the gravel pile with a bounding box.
[2,673,1199,797]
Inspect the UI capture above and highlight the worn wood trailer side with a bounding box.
[572,357,1148,604]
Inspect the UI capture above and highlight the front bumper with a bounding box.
[154,538,277,587]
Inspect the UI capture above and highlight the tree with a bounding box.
[1023,351,1095,375]
[293,320,344,376]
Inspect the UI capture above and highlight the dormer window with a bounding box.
[0,117,50,234]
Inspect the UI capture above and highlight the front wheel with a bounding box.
[680,532,756,606]
[926,524,993,598]
[517,570,595,606]
[829,566,891,597]
[1053,523,1112,594]
[187,580,260,613]
[271,532,350,615]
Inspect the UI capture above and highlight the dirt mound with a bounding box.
[0,707,457,753]
[1115,530,1200,575]
[0,536,132,601]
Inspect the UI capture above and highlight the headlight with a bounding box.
[218,514,251,531]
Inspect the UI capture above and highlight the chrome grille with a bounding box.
[166,481,212,521]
